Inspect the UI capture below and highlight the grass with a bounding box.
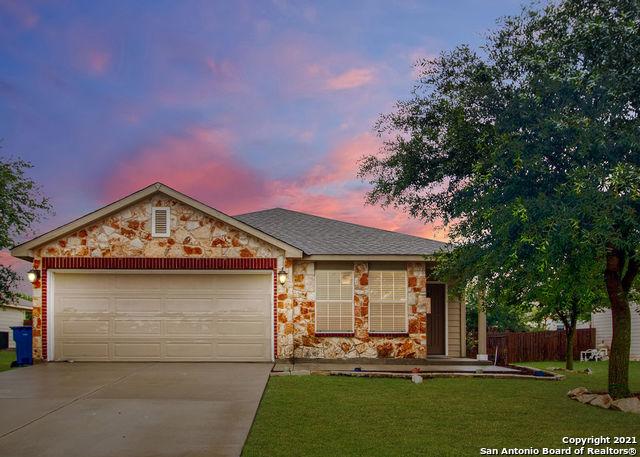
[0,349,16,372]
[243,361,639,457]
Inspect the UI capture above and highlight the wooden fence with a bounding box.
[471,328,596,365]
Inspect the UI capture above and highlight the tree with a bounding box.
[0,155,51,304]
[359,0,640,396]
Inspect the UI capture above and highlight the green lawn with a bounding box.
[0,350,16,372]
[243,361,639,457]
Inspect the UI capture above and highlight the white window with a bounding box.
[151,207,170,237]
[315,270,354,333]
[369,271,407,333]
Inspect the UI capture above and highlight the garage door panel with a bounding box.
[217,340,269,359]
[165,342,214,358]
[58,295,111,313]
[114,319,162,335]
[61,319,110,336]
[114,342,162,358]
[114,296,164,313]
[217,319,267,337]
[215,297,267,314]
[165,297,216,313]
[53,272,272,361]
[165,319,215,335]
[60,342,110,359]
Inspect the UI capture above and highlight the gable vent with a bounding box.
[152,207,170,237]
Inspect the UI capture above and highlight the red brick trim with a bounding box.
[314,333,355,337]
[40,257,278,360]
[368,332,410,337]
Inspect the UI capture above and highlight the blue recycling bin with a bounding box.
[11,326,33,366]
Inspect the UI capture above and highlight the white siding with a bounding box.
[0,307,27,349]
[591,303,640,360]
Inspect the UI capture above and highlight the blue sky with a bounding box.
[1,0,526,275]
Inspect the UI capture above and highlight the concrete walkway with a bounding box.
[273,360,520,374]
[0,362,272,457]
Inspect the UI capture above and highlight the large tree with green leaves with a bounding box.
[360,0,640,397]
[0,155,51,304]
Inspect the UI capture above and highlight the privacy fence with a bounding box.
[469,328,597,365]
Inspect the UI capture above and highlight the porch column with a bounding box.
[477,299,488,361]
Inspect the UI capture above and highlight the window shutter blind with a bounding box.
[369,271,407,332]
[315,270,353,333]
[152,207,170,237]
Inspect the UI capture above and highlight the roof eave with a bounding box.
[302,254,438,261]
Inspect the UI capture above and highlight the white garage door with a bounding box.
[51,272,273,361]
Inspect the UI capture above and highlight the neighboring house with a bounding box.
[11,183,471,363]
[589,305,640,361]
[0,303,30,349]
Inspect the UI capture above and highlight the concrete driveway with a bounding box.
[0,362,272,457]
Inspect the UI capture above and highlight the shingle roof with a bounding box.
[234,208,446,256]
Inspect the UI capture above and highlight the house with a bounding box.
[0,303,30,349]
[11,183,482,362]
[589,306,640,360]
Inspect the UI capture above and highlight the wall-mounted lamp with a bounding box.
[277,268,288,285]
[27,269,40,283]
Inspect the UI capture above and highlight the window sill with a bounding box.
[368,332,409,337]
[314,332,355,337]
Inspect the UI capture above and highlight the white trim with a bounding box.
[151,206,170,237]
[314,269,355,334]
[46,269,275,363]
[47,269,54,362]
[427,281,448,356]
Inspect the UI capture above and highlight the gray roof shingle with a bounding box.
[234,208,446,256]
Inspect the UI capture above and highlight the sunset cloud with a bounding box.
[326,68,375,90]
[102,128,272,215]
[102,128,445,241]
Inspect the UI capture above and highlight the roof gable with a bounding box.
[11,183,303,260]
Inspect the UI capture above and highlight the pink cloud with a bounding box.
[102,128,447,241]
[86,50,111,75]
[0,0,39,28]
[304,133,379,186]
[103,128,271,214]
[326,68,375,90]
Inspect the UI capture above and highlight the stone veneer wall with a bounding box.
[280,260,429,359]
[29,194,285,361]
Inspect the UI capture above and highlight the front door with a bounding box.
[426,283,446,355]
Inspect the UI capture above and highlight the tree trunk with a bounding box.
[565,325,576,371]
[604,249,632,398]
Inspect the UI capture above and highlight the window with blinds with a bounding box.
[151,207,170,237]
[369,271,408,333]
[315,270,354,333]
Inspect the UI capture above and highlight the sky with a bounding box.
[0,0,526,278]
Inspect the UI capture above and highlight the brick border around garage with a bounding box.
[40,257,279,361]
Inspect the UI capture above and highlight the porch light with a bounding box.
[277,268,288,285]
[27,269,40,283]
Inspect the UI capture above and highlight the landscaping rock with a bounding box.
[290,369,311,376]
[567,387,589,398]
[589,394,613,409]
[583,368,593,375]
[576,393,599,404]
[610,397,640,414]
[411,374,423,384]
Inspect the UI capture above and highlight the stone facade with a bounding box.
[280,260,429,359]
[27,193,434,361]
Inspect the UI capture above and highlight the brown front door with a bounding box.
[427,283,446,355]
